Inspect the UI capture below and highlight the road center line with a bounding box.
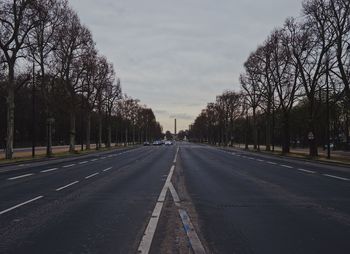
[85,172,99,179]
[8,173,34,180]
[63,164,75,168]
[0,196,44,215]
[103,167,112,172]
[55,181,79,191]
[90,159,98,162]
[298,168,316,174]
[41,168,58,173]
[323,174,350,181]
[79,161,89,165]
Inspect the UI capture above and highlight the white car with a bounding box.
[164,140,173,145]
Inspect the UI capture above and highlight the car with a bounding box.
[165,140,173,145]
[152,140,162,146]
[143,141,150,146]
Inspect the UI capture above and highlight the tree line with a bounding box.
[189,0,350,157]
[0,0,162,159]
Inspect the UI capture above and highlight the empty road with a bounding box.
[0,143,350,253]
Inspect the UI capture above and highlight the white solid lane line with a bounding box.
[298,168,316,174]
[63,164,75,168]
[41,168,58,173]
[0,196,44,215]
[280,164,293,169]
[55,181,79,191]
[85,172,99,179]
[179,209,206,254]
[323,174,350,181]
[8,173,34,180]
[103,167,112,172]
[79,161,89,165]
[138,163,177,253]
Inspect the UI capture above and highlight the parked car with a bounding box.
[143,141,150,146]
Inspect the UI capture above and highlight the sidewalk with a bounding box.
[231,144,350,166]
[0,143,130,160]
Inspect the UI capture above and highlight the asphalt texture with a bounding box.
[0,142,350,254]
[179,143,350,254]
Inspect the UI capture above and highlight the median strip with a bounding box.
[0,196,44,215]
[8,173,34,180]
[55,181,79,191]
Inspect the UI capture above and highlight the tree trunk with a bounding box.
[5,77,15,160]
[282,113,290,154]
[86,112,91,150]
[97,114,102,150]
[308,101,318,157]
[253,107,258,150]
[69,111,76,153]
[107,118,112,148]
[125,128,128,147]
[46,117,53,157]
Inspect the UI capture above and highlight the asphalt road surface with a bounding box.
[0,143,349,254]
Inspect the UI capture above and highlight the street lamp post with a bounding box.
[326,54,331,159]
[32,60,36,158]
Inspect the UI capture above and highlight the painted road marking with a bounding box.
[179,209,206,254]
[41,168,58,173]
[257,159,265,162]
[298,168,316,174]
[103,167,112,172]
[169,182,180,206]
[101,157,107,159]
[173,147,179,163]
[281,164,293,169]
[323,174,350,181]
[79,161,89,165]
[55,181,79,191]
[85,173,99,179]
[63,164,75,168]
[0,196,44,215]
[8,173,34,180]
[90,159,98,162]
[267,161,277,165]
[138,164,176,254]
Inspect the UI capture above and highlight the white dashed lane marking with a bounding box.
[41,168,58,173]
[323,174,350,181]
[0,196,44,215]
[85,173,99,179]
[55,181,79,191]
[8,174,34,180]
[63,164,75,168]
[298,168,316,174]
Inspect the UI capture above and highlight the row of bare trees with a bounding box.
[190,0,350,157]
[0,0,162,159]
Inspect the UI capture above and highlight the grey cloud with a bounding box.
[70,0,304,131]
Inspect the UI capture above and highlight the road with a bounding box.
[0,143,350,253]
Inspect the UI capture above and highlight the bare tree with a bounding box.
[27,0,67,156]
[0,0,39,159]
[55,8,93,153]
[106,78,122,148]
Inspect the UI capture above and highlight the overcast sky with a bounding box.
[69,0,304,132]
